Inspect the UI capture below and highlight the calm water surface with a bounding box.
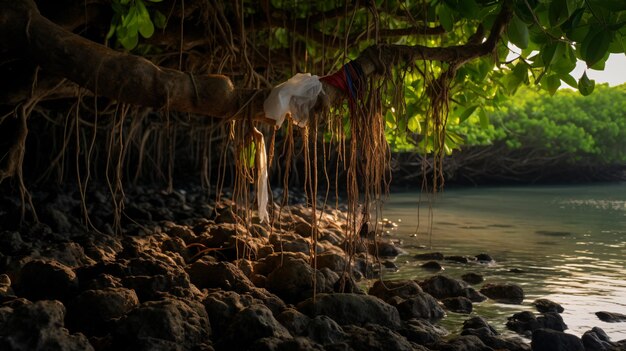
[380,183,626,340]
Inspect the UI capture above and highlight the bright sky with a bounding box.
[571,54,626,87]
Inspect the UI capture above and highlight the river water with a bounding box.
[379,183,626,340]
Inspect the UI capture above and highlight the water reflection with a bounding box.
[381,184,626,340]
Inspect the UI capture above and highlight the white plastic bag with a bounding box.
[255,131,269,223]
[263,73,322,127]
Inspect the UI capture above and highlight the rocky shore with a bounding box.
[0,185,624,351]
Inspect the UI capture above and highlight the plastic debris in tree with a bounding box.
[263,73,323,127]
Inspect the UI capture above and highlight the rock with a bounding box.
[370,241,403,257]
[368,280,422,302]
[316,253,348,273]
[582,327,619,351]
[0,231,28,255]
[276,308,311,336]
[186,261,254,293]
[419,275,468,300]
[480,283,524,304]
[506,311,567,336]
[66,287,139,336]
[0,300,94,351]
[270,233,312,254]
[305,315,347,345]
[421,261,443,271]
[533,298,564,313]
[342,324,420,351]
[463,317,498,335]
[266,257,330,303]
[596,311,626,323]
[435,335,491,351]
[441,297,472,314]
[414,252,444,260]
[219,304,291,350]
[251,337,324,351]
[475,253,494,263]
[114,298,211,351]
[445,255,473,264]
[40,242,96,268]
[15,259,78,301]
[203,289,260,335]
[531,328,584,351]
[389,292,445,320]
[400,319,448,345]
[334,273,364,294]
[461,273,484,285]
[297,293,402,329]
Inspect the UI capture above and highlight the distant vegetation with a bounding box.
[394,84,626,184]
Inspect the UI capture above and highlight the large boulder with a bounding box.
[441,297,473,314]
[596,311,626,323]
[388,292,445,320]
[15,259,78,301]
[506,311,567,336]
[297,293,402,329]
[114,298,211,351]
[186,261,254,292]
[0,300,94,351]
[66,287,139,336]
[342,324,423,351]
[400,319,448,345]
[419,275,485,302]
[582,327,620,351]
[461,316,529,351]
[368,280,423,302]
[265,257,331,303]
[218,304,291,350]
[531,328,584,351]
[480,283,524,304]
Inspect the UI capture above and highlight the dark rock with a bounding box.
[531,328,584,351]
[266,257,330,303]
[533,298,564,313]
[334,273,364,294]
[66,287,139,336]
[596,311,626,323]
[445,255,473,264]
[419,275,467,299]
[0,300,94,351]
[251,337,325,351]
[506,311,567,336]
[368,280,422,302]
[276,308,311,336]
[509,268,524,273]
[414,252,444,260]
[305,315,347,345]
[219,304,291,350]
[382,260,399,271]
[461,273,484,285]
[389,292,445,320]
[421,261,444,271]
[441,297,472,314]
[316,253,348,273]
[400,318,448,345]
[463,317,498,335]
[0,231,28,255]
[297,293,402,329]
[463,287,487,302]
[480,283,524,304]
[114,298,211,351]
[475,253,494,263]
[582,327,619,351]
[342,324,420,351]
[15,259,78,301]
[203,289,260,335]
[370,241,402,257]
[435,335,491,351]
[187,261,254,293]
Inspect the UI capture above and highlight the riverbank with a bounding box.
[0,185,624,350]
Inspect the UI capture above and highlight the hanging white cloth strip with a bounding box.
[263,73,322,127]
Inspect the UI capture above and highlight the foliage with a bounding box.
[449,84,626,163]
[107,0,167,50]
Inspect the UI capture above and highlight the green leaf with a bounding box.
[153,10,167,29]
[559,73,578,88]
[552,45,577,74]
[407,115,421,133]
[508,16,529,49]
[549,0,569,27]
[147,0,163,2]
[542,42,565,66]
[546,75,561,95]
[438,5,454,32]
[119,32,139,50]
[565,0,583,16]
[581,30,613,67]
[578,71,595,96]
[479,109,490,129]
[459,105,479,123]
